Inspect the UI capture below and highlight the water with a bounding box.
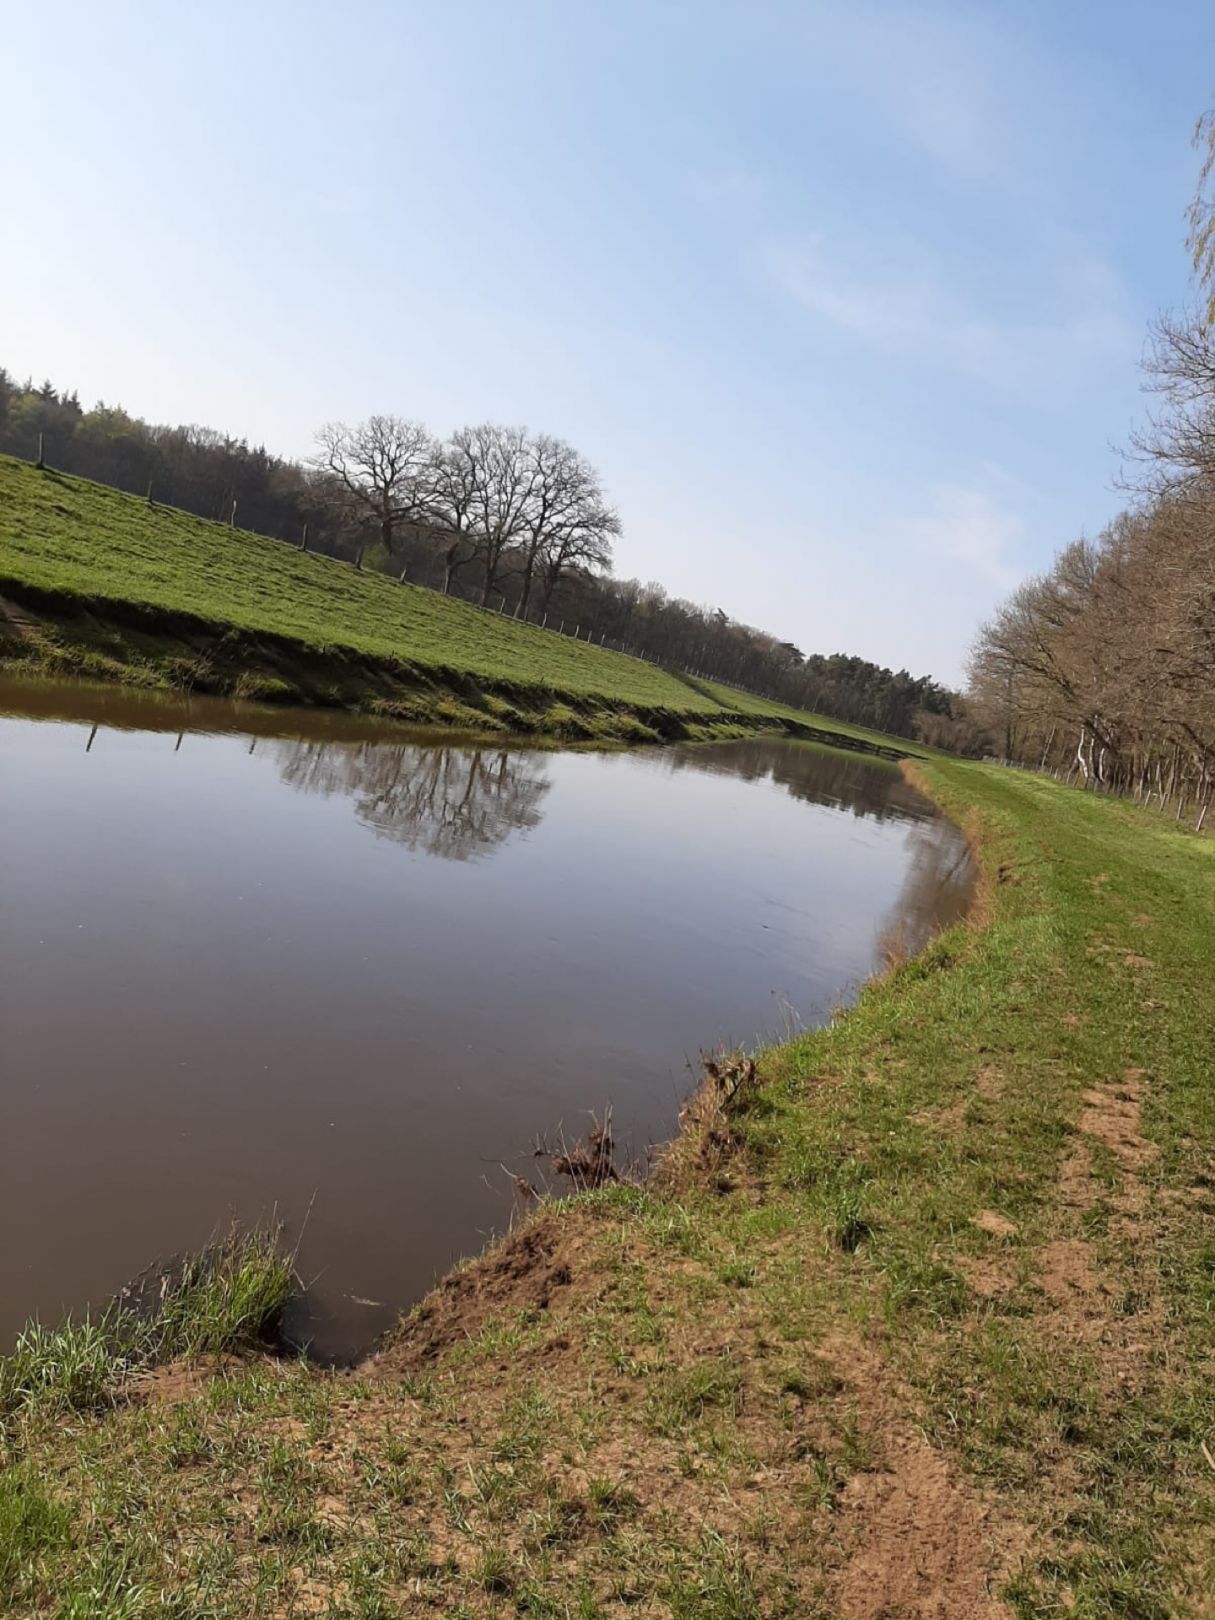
[0,677,973,1360]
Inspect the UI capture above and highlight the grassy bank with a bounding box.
[3,760,1212,1617]
[0,456,911,754]
[1,1232,292,1427]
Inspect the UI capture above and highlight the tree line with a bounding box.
[0,368,978,749]
[969,106,1215,824]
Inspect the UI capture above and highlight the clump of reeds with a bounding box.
[0,1225,294,1422]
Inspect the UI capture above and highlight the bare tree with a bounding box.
[970,496,1215,814]
[1187,105,1215,327]
[445,424,539,605]
[1130,312,1215,495]
[538,500,619,612]
[312,416,435,568]
[512,436,597,615]
[428,436,484,594]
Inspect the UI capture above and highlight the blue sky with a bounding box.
[3,1,1211,684]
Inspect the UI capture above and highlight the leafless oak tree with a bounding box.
[312,416,435,568]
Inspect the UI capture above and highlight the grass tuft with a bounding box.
[0,1228,292,1422]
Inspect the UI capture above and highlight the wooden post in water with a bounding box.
[174,733,183,753]
[85,724,98,753]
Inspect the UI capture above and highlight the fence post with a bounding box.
[36,432,45,470]
[229,499,238,527]
[146,478,154,506]
[301,523,309,552]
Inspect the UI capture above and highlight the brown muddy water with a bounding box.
[0,676,974,1361]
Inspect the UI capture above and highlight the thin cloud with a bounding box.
[902,481,1025,591]
[827,9,1007,181]
[686,165,768,212]
[763,235,1133,390]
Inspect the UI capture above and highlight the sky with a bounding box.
[3,0,1212,685]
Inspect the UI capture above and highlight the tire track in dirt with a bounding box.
[826,1339,1023,1620]
[1045,1066,1161,1370]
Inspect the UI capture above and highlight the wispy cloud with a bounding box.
[824,9,1008,182]
[686,165,768,213]
[763,234,1133,390]
[900,477,1025,591]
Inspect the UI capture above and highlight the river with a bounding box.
[0,676,973,1360]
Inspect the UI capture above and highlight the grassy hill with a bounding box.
[0,456,916,751]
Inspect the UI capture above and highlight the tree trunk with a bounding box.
[481,546,498,606]
[518,557,536,615]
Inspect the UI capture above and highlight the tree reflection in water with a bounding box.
[269,735,965,875]
[659,738,937,825]
[661,738,976,961]
[874,816,977,966]
[272,740,552,860]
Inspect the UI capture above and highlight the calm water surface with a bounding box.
[0,677,973,1359]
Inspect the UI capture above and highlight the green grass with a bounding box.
[0,1229,291,1425]
[4,756,1211,1613]
[0,455,921,752]
[741,763,1215,1613]
[0,457,706,706]
[691,674,935,753]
